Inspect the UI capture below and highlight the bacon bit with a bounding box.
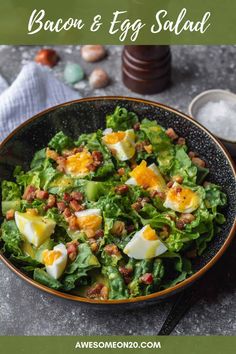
[70,191,84,202]
[87,283,108,300]
[176,220,185,230]
[172,175,183,184]
[131,201,142,212]
[166,128,178,140]
[144,144,153,154]
[63,207,71,219]
[179,213,195,224]
[140,273,153,285]
[62,147,83,157]
[119,266,133,284]
[92,151,103,166]
[188,151,197,158]
[149,190,165,200]
[166,214,176,222]
[86,163,97,172]
[87,283,103,298]
[85,229,96,238]
[66,240,79,261]
[89,239,99,253]
[137,197,150,207]
[57,201,66,213]
[117,167,125,176]
[56,156,67,172]
[35,189,49,200]
[22,185,36,201]
[130,158,137,170]
[94,229,104,239]
[47,194,57,208]
[46,148,58,161]
[6,209,15,221]
[69,199,84,212]
[100,285,109,300]
[192,157,206,168]
[63,193,72,202]
[68,215,79,230]
[167,181,174,188]
[133,122,140,131]
[111,221,126,237]
[177,137,186,145]
[104,244,121,257]
[114,184,129,195]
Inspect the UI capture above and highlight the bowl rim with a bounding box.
[188,89,236,144]
[0,95,236,305]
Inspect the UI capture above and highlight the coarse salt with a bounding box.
[196,100,236,141]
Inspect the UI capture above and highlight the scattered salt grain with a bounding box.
[196,100,236,141]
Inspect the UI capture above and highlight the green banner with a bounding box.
[0,0,235,44]
[0,336,235,354]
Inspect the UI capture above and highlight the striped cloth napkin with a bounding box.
[0,62,79,141]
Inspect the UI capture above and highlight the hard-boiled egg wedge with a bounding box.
[75,209,102,234]
[124,225,167,260]
[64,148,94,177]
[15,211,56,248]
[42,243,67,280]
[126,160,166,192]
[163,182,200,213]
[102,129,135,161]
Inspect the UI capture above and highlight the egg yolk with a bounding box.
[103,131,125,145]
[129,161,161,189]
[167,185,200,212]
[76,215,102,231]
[143,225,158,240]
[43,250,62,266]
[65,149,93,176]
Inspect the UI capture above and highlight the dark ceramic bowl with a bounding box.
[0,96,236,308]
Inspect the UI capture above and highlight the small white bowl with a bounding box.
[188,89,236,156]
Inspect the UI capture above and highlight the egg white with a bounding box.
[126,162,166,192]
[102,129,135,161]
[124,225,167,260]
[43,243,68,280]
[15,211,56,248]
[163,182,200,213]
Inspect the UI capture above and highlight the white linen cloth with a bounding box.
[0,62,80,141]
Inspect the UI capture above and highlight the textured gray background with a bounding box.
[0,45,236,335]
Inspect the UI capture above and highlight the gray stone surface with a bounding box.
[0,45,236,335]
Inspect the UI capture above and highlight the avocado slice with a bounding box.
[84,181,106,201]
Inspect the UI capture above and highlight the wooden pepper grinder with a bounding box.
[122,45,171,94]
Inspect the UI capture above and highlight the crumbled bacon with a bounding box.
[191,157,206,168]
[6,209,15,220]
[47,194,57,208]
[22,185,36,201]
[119,266,133,284]
[133,122,140,131]
[63,193,72,202]
[166,128,178,140]
[68,215,79,230]
[35,189,49,200]
[57,201,66,213]
[69,199,84,212]
[70,191,84,202]
[87,283,108,300]
[104,244,121,256]
[177,137,186,145]
[66,240,79,261]
[149,190,165,200]
[117,167,125,176]
[56,156,66,172]
[63,207,72,219]
[114,184,129,195]
[94,229,104,239]
[92,151,103,166]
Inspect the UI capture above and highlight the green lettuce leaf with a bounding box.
[106,106,138,131]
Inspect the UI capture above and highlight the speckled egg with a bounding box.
[81,45,106,62]
[64,63,84,84]
[89,68,109,89]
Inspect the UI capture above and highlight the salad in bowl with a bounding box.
[0,106,227,300]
